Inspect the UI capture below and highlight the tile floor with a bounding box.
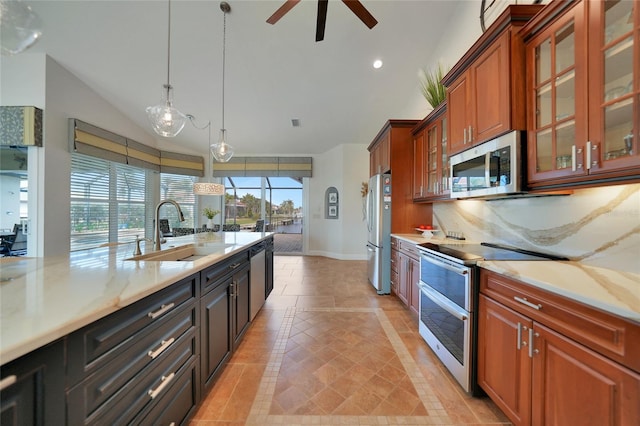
[190,256,510,425]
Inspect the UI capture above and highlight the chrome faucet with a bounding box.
[154,200,185,251]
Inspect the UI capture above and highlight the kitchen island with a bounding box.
[0,232,273,425]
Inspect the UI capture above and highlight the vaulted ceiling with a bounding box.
[20,1,463,157]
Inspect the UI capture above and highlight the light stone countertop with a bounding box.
[392,233,640,323]
[0,232,272,365]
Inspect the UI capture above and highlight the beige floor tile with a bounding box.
[191,255,511,425]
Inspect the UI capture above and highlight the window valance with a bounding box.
[69,119,204,177]
[212,156,312,178]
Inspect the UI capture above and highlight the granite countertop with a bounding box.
[0,232,272,365]
[391,233,640,323]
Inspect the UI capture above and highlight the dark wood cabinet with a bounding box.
[369,121,432,233]
[66,273,200,425]
[478,269,640,425]
[0,340,65,426]
[523,0,640,188]
[200,251,250,391]
[443,5,541,156]
[265,236,274,299]
[412,103,449,201]
[369,130,391,176]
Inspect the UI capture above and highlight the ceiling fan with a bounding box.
[267,0,378,42]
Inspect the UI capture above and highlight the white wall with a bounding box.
[307,143,369,260]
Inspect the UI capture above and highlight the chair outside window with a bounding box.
[0,224,27,256]
[158,219,173,237]
[255,219,264,232]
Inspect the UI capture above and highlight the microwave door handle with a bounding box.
[419,283,468,321]
[419,254,468,276]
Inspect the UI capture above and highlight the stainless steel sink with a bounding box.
[125,243,234,261]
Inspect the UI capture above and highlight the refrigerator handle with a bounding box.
[365,188,372,233]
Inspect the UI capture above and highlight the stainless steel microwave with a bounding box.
[450,131,523,199]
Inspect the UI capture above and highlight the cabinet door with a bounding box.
[412,130,426,199]
[587,0,638,175]
[447,74,471,155]
[0,341,65,426]
[478,295,532,426]
[527,2,588,184]
[232,264,251,348]
[531,323,640,426]
[425,122,440,195]
[439,116,450,194]
[265,239,274,298]
[408,256,420,317]
[396,253,409,306]
[473,31,511,143]
[201,279,232,389]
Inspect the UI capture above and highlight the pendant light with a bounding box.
[0,0,43,55]
[189,116,226,196]
[146,0,187,138]
[211,2,235,163]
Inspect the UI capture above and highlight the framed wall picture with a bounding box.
[325,187,339,219]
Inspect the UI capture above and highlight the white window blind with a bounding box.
[160,173,196,229]
[71,154,148,251]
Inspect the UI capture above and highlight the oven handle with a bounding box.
[419,282,468,321]
[419,253,468,276]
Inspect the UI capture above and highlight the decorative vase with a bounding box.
[207,218,215,229]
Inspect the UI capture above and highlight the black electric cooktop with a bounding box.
[418,241,568,265]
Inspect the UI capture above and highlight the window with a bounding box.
[160,173,196,228]
[70,154,148,251]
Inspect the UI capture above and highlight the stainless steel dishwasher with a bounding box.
[250,243,266,320]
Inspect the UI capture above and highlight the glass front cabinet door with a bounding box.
[525,0,638,187]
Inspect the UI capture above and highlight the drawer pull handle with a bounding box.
[148,372,175,400]
[514,296,542,310]
[229,262,241,270]
[148,337,175,359]
[0,375,17,391]
[516,323,522,350]
[148,302,175,319]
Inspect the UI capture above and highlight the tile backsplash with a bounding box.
[433,183,640,274]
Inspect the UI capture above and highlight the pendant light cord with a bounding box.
[166,0,172,91]
[221,6,227,131]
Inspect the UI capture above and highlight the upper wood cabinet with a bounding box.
[443,5,543,156]
[412,103,449,201]
[368,120,432,233]
[523,0,640,188]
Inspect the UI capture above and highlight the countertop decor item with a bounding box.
[419,62,448,108]
[211,2,235,163]
[145,0,187,137]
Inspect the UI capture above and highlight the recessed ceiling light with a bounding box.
[373,59,383,69]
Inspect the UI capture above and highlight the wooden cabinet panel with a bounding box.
[478,295,532,426]
[0,341,65,426]
[523,0,640,188]
[408,256,420,317]
[201,279,232,390]
[444,6,541,157]
[532,323,640,426]
[397,252,409,306]
[368,120,432,233]
[479,269,640,426]
[412,130,426,199]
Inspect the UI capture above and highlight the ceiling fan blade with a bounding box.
[316,0,328,41]
[266,0,301,25]
[341,0,378,29]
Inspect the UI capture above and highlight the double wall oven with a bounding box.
[416,241,566,395]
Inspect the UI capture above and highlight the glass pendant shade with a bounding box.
[211,129,234,162]
[0,0,43,55]
[193,182,225,195]
[146,84,187,137]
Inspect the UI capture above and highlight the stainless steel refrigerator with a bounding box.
[366,173,391,294]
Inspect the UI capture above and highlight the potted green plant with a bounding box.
[202,207,220,229]
[419,63,448,108]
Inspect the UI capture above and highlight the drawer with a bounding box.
[137,356,200,425]
[398,240,419,259]
[69,326,198,425]
[390,269,399,294]
[201,252,249,295]
[480,269,640,372]
[67,274,198,384]
[390,237,399,251]
[67,305,198,418]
